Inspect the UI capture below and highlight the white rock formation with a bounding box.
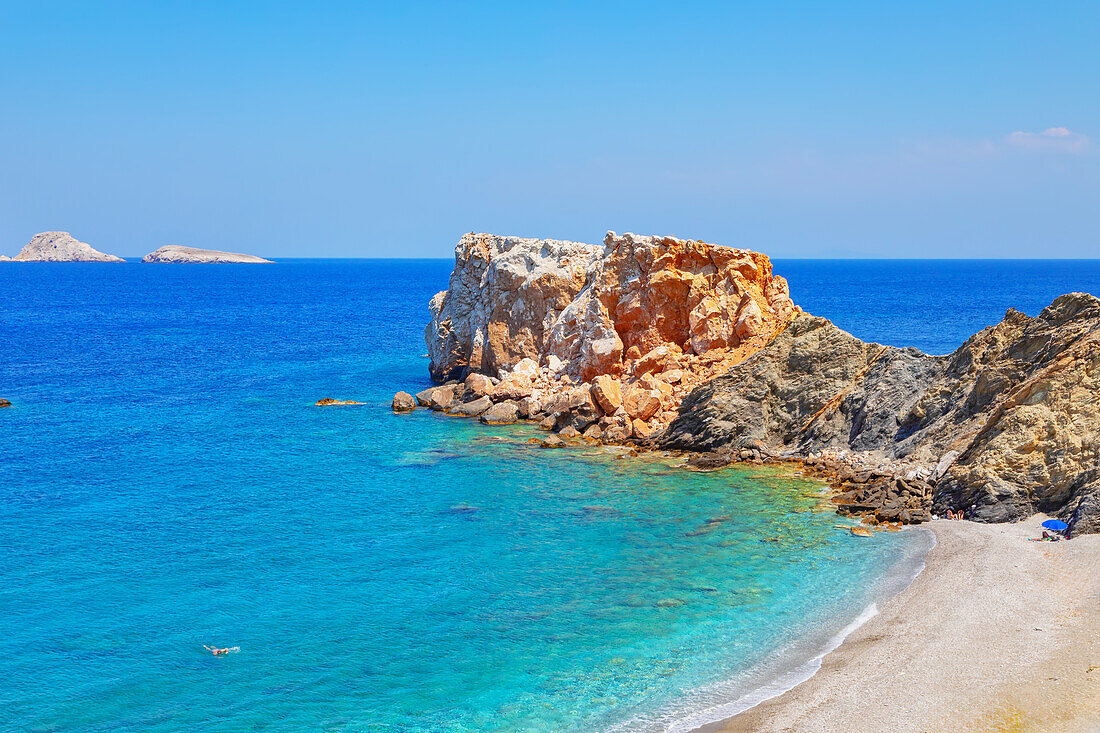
[8,232,125,262]
[425,234,602,379]
[142,245,273,263]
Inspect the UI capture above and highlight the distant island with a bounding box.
[0,234,274,263]
[142,245,273,263]
[2,231,124,262]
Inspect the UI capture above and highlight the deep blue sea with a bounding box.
[1,259,1098,732]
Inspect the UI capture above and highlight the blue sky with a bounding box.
[1,2,1097,258]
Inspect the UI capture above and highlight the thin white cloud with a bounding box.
[1006,127,1091,154]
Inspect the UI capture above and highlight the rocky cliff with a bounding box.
[142,245,273,263]
[659,293,1100,533]
[7,232,124,262]
[425,231,797,436]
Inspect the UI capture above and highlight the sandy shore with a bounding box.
[696,518,1100,733]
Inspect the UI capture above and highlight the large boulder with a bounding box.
[623,386,662,421]
[480,402,520,425]
[510,357,540,382]
[634,345,676,376]
[492,376,533,401]
[540,434,566,449]
[517,396,542,419]
[590,375,622,414]
[391,392,416,412]
[464,373,495,397]
[449,395,492,417]
[429,386,458,411]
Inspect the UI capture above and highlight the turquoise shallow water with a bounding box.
[2,259,1097,732]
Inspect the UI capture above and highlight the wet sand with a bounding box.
[697,518,1100,733]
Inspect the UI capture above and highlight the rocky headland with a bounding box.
[660,293,1100,533]
[142,245,273,263]
[5,231,125,262]
[421,230,798,440]
[402,231,1098,534]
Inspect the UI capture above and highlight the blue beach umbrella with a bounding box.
[1042,519,1069,531]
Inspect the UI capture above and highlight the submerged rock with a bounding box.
[141,245,273,263]
[315,398,363,406]
[8,231,124,262]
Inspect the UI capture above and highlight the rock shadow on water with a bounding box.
[573,505,628,520]
[446,504,481,518]
[685,514,732,537]
[395,448,463,467]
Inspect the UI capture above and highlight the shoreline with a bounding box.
[657,525,934,733]
[691,518,1100,733]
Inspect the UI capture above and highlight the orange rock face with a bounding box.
[597,233,796,360]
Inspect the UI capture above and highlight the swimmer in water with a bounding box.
[204,645,230,656]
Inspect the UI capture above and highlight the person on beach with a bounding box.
[204,645,230,656]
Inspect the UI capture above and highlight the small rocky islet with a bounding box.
[141,245,273,263]
[2,231,125,262]
[394,230,1100,534]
